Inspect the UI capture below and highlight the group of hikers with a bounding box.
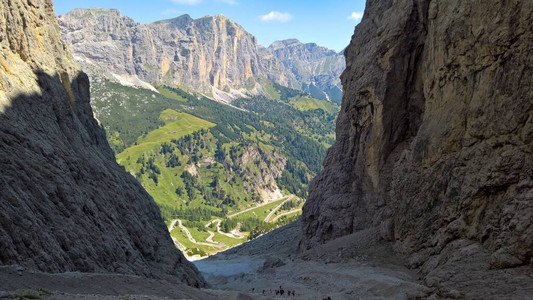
[252,286,297,297]
[251,286,332,298]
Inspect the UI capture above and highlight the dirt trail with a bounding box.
[193,220,533,299]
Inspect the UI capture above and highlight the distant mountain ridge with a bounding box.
[57,9,344,102]
[264,39,344,103]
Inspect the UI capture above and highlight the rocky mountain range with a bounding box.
[263,39,344,103]
[1,0,532,298]
[302,0,532,275]
[0,0,204,287]
[57,9,344,103]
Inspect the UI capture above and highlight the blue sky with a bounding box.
[53,0,366,52]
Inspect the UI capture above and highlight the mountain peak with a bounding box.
[213,14,229,20]
[62,8,122,18]
[58,9,343,101]
[154,14,193,25]
[269,39,301,49]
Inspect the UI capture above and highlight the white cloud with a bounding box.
[348,11,363,21]
[162,8,182,16]
[171,0,201,5]
[260,11,292,23]
[217,0,238,5]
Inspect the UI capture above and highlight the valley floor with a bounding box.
[2,220,531,299]
[1,221,426,300]
[193,220,429,299]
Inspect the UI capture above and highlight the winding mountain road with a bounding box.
[227,196,288,219]
[264,196,293,223]
[205,219,244,239]
[271,208,301,223]
[230,223,245,239]
[167,194,295,253]
[168,220,186,251]
[170,219,224,248]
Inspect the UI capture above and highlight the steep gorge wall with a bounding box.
[0,0,205,286]
[302,0,532,270]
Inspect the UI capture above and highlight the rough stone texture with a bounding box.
[57,9,343,101]
[302,0,532,274]
[58,9,275,94]
[263,39,345,103]
[0,0,205,286]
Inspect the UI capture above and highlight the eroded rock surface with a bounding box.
[0,0,205,286]
[59,10,265,94]
[303,0,532,274]
[57,9,343,101]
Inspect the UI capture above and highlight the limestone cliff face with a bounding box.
[302,0,532,271]
[263,39,345,103]
[0,0,205,286]
[57,9,344,101]
[58,9,265,94]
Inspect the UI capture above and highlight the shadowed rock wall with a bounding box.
[0,0,205,286]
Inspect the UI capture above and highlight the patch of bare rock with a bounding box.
[196,220,532,299]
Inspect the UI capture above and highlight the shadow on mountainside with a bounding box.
[0,71,205,287]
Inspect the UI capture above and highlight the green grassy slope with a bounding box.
[90,77,338,258]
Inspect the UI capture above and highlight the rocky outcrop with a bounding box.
[57,9,343,102]
[302,0,532,273]
[59,10,269,95]
[0,0,205,286]
[263,39,344,103]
